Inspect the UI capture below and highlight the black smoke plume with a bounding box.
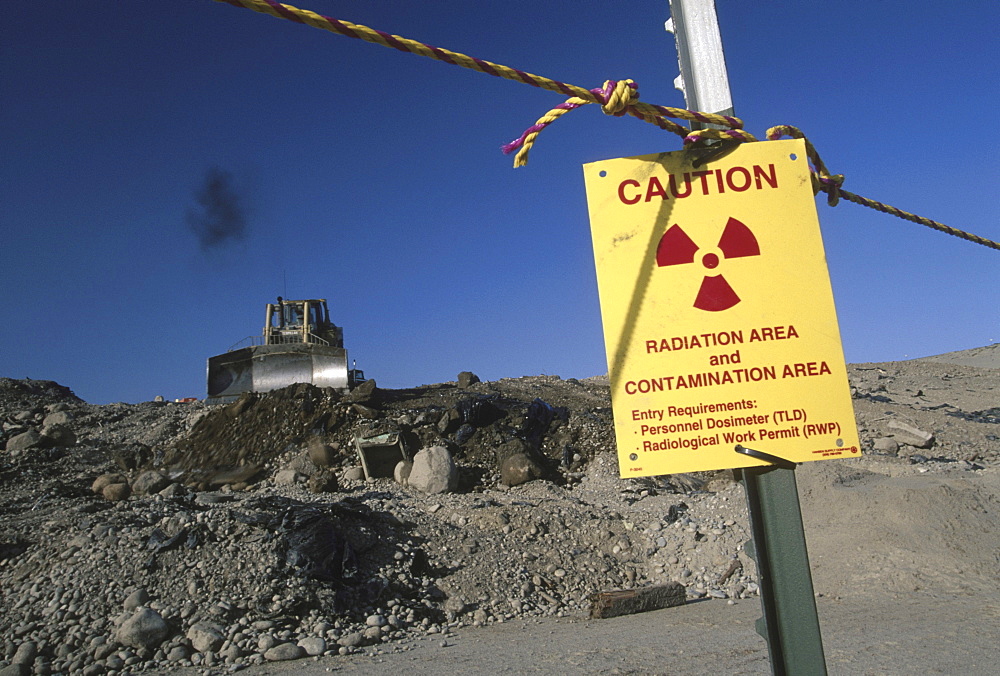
[186,167,247,250]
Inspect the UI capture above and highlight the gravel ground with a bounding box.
[1,345,997,675]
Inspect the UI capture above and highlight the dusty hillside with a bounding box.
[0,348,997,675]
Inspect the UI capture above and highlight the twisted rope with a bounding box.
[213,0,999,252]
[765,126,1000,250]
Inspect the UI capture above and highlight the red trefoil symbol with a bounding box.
[656,217,761,312]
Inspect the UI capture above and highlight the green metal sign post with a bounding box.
[737,448,828,675]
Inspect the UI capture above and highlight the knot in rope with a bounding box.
[820,174,845,207]
[501,78,645,168]
[593,80,638,117]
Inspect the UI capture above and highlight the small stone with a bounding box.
[343,467,365,482]
[366,614,387,627]
[263,643,305,661]
[363,626,382,642]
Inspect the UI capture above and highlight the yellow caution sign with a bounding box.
[584,139,859,477]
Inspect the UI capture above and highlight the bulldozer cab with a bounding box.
[264,298,344,348]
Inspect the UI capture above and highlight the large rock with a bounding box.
[93,473,128,494]
[408,446,458,494]
[307,438,338,467]
[887,421,935,449]
[42,411,73,426]
[394,460,413,486]
[187,621,226,653]
[40,424,76,447]
[500,453,543,487]
[457,371,481,388]
[346,378,378,404]
[117,607,170,650]
[5,430,41,452]
[131,470,170,496]
[263,643,305,661]
[102,483,131,502]
[307,469,338,494]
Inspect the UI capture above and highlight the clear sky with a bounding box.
[2,1,997,404]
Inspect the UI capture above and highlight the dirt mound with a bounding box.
[798,460,1000,596]
[161,376,615,490]
[0,377,81,407]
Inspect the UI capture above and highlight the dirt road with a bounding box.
[219,590,998,676]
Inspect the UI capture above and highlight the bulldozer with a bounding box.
[206,298,365,403]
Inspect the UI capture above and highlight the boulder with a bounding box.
[872,437,899,454]
[40,424,76,447]
[92,473,127,495]
[408,446,459,494]
[345,378,378,404]
[500,453,543,487]
[5,430,41,453]
[123,588,150,612]
[42,411,73,426]
[284,451,318,476]
[887,421,935,449]
[131,470,170,496]
[394,460,413,486]
[103,483,131,502]
[457,371,481,388]
[297,637,326,656]
[307,469,338,493]
[307,438,337,467]
[187,621,226,653]
[343,467,365,482]
[263,643,305,661]
[117,608,170,651]
[274,469,303,486]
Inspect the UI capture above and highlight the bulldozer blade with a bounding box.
[207,344,349,404]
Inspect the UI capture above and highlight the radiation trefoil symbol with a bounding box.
[656,217,760,312]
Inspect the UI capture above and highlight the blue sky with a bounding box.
[2,1,997,404]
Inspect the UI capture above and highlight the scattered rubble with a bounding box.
[0,354,998,675]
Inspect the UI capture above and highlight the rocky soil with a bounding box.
[1,347,998,676]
